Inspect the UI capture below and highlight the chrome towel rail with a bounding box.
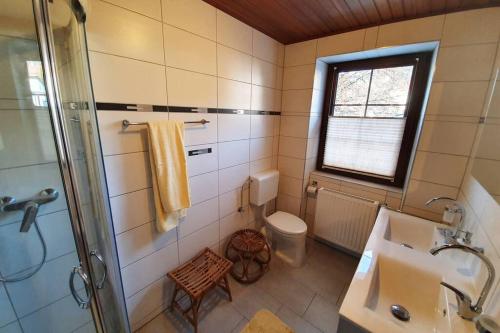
[122,119,210,129]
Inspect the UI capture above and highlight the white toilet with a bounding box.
[250,170,307,267]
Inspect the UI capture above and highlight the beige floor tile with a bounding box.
[231,284,282,320]
[275,306,322,333]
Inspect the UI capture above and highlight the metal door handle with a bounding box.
[69,266,93,309]
[90,250,107,289]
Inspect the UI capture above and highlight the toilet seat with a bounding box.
[266,211,307,236]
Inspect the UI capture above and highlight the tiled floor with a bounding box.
[137,239,359,333]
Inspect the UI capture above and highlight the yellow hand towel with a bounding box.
[147,120,191,233]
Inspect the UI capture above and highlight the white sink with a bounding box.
[365,255,449,332]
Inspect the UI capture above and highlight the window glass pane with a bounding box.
[368,65,413,105]
[366,105,406,118]
[333,105,365,117]
[334,70,371,105]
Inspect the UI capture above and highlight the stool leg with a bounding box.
[170,284,179,310]
[191,297,201,333]
[223,275,232,301]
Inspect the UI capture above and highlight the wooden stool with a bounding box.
[167,248,233,333]
[225,229,271,284]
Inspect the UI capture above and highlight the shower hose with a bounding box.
[0,220,47,283]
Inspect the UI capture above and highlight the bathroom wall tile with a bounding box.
[169,112,218,146]
[418,121,477,156]
[441,8,500,46]
[104,152,151,197]
[178,221,219,263]
[273,90,282,112]
[217,46,252,83]
[279,175,304,199]
[281,89,313,114]
[340,183,387,203]
[283,65,315,90]
[162,0,216,40]
[103,0,161,20]
[426,81,489,117]
[308,115,322,138]
[280,116,310,138]
[220,210,249,239]
[0,285,16,327]
[218,114,250,142]
[121,242,178,297]
[110,188,154,234]
[251,85,276,111]
[252,58,277,88]
[219,187,249,218]
[217,78,252,110]
[317,30,365,58]
[252,30,280,64]
[216,10,252,54]
[279,136,307,159]
[411,151,468,187]
[276,194,301,217]
[189,170,219,204]
[250,137,273,161]
[87,0,164,64]
[278,156,305,179]
[19,294,92,333]
[89,52,167,105]
[250,157,273,176]
[186,143,218,177]
[219,163,250,194]
[179,197,219,238]
[306,137,319,159]
[250,115,274,138]
[116,222,177,268]
[276,66,284,90]
[164,25,216,75]
[218,140,250,169]
[273,116,281,136]
[363,27,378,50]
[472,159,500,198]
[376,16,444,47]
[404,180,458,213]
[434,44,497,82]
[166,67,217,108]
[475,124,500,160]
[285,40,317,67]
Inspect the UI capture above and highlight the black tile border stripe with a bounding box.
[95,102,280,115]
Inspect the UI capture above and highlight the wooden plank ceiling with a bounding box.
[203,0,500,44]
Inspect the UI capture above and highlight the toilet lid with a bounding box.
[267,211,307,235]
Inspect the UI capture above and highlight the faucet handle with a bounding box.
[441,281,480,320]
[441,281,471,304]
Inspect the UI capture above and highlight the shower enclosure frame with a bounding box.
[30,0,130,332]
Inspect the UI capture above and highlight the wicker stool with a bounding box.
[167,248,233,333]
[225,229,271,284]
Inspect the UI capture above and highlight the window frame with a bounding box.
[316,52,433,188]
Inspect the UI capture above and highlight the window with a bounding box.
[317,52,432,188]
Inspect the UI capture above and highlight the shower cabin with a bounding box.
[0,0,129,332]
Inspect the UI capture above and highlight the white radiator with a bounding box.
[314,188,379,254]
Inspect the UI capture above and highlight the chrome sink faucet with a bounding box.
[430,244,495,320]
[425,196,472,245]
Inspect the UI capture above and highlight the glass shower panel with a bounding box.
[0,1,95,332]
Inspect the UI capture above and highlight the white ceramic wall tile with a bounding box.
[218,140,249,169]
[277,156,305,179]
[116,222,177,268]
[165,67,217,108]
[441,8,500,46]
[308,115,321,138]
[475,124,500,160]
[279,136,307,159]
[252,58,277,88]
[251,85,275,111]
[218,114,250,142]
[280,116,309,138]
[89,52,167,105]
[426,81,489,117]
[276,194,301,216]
[216,10,252,54]
[316,30,365,58]
[121,242,178,297]
[250,115,274,138]
[306,137,319,159]
[285,40,317,67]
[163,25,216,75]
[0,285,16,327]
[279,175,304,198]
[126,276,170,328]
[162,0,216,40]
[220,210,249,239]
[283,65,315,90]
[86,0,164,64]
[252,30,280,64]
[404,180,459,213]
[104,152,151,197]
[110,188,154,234]
[434,44,497,82]
[363,27,378,50]
[178,221,219,263]
[179,197,219,238]
[376,16,444,47]
[411,151,468,187]
[217,45,252,83]
[418,121,477,156]
[217,78,252,110]
[186,143,218,177]
[169,112,218,146]
[219,187,249,218]
[189,170,219,204]
[281,89,313,114]
[250,137,273,161]
[219,163,249,194]
[250,157,273,176]
[103,0,162,20]
[276,66,284,90]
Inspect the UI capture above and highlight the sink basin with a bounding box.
[365,255,449,332]
[383,211,441,252]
